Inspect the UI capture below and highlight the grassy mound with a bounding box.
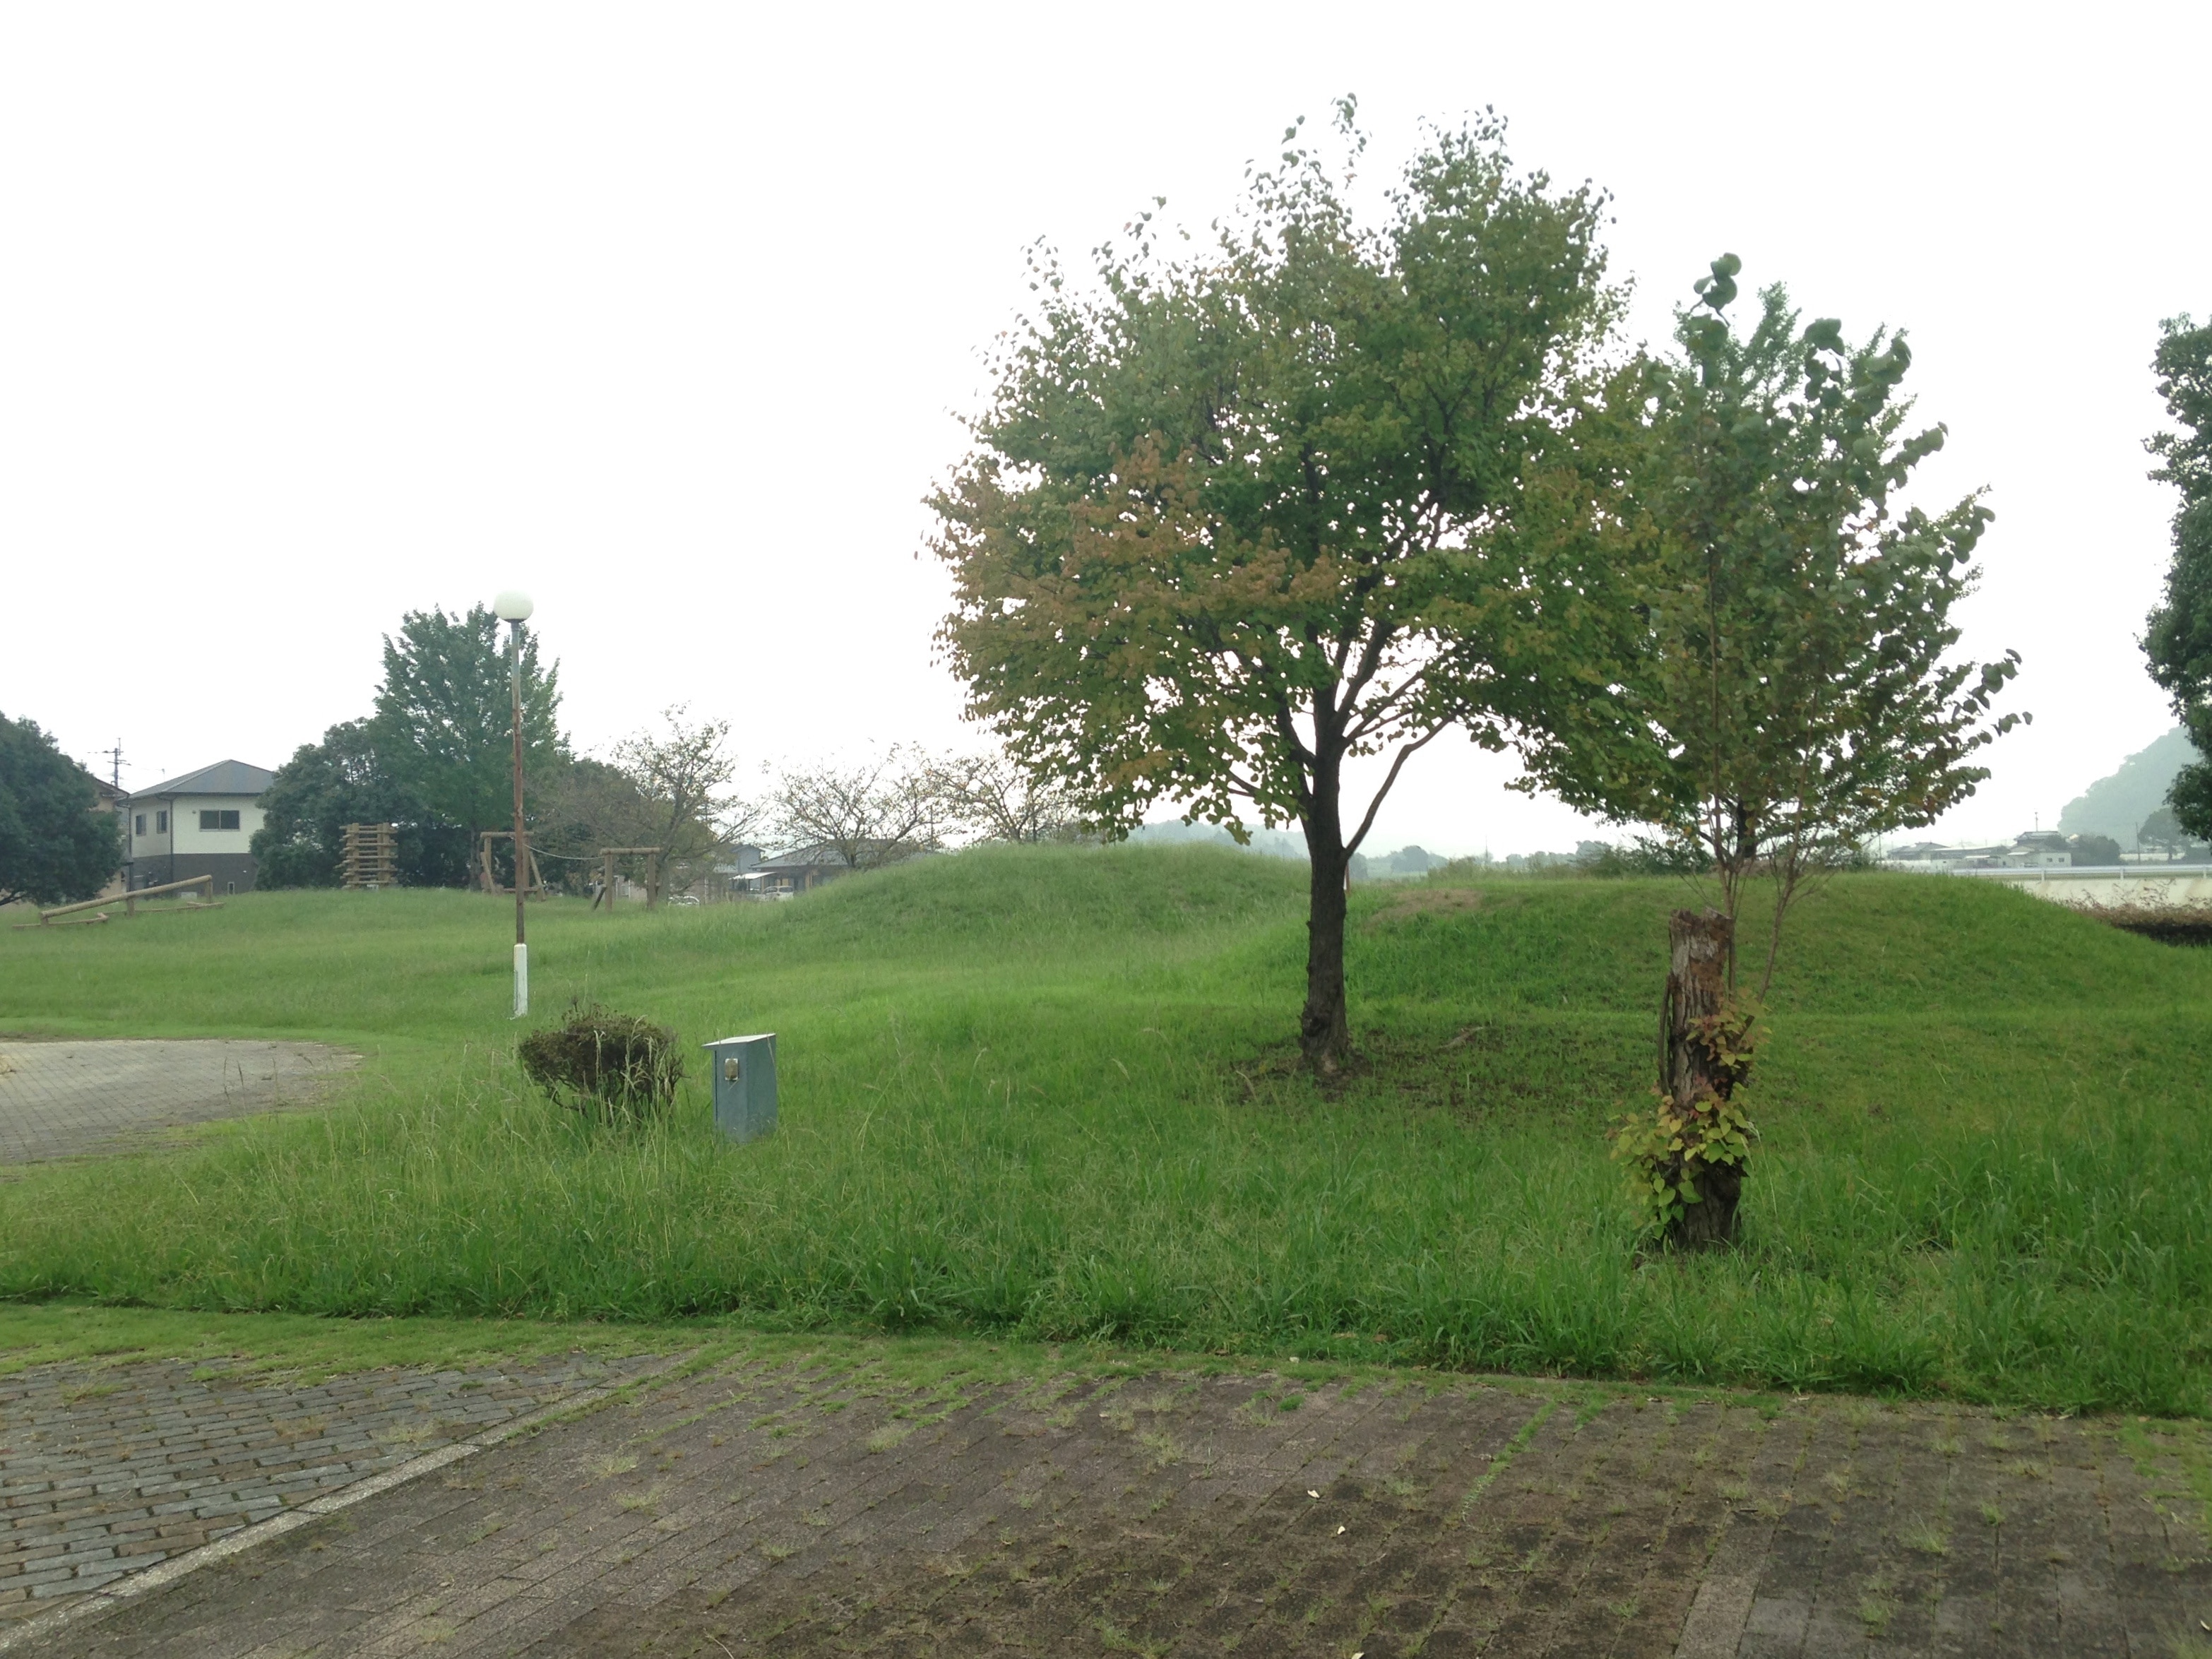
[1,845,2206,1414]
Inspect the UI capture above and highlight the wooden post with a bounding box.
[593,849,663,910]
[1663,908,1741,1248]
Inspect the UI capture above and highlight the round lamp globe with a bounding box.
[493,590,535,623]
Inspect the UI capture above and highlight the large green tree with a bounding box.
[0,713,121,907]
[251,719,473,888]
[1517,260,2023,999]
[370,605,568,869]
[2142,315,2212,833]
[934,107,1622,1067]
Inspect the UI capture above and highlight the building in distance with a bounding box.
[125,759,274,893]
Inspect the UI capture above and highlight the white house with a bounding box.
[1997,831,2074,869]
[126,759,275,893]
[1885,831,2076,872]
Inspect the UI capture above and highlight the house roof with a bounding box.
[73,764,124,805]
[752,844,861,872]
[130,759,275,801]
[751,841,932,874]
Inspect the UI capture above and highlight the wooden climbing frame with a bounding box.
[593,848,665,910]
[478,831,549,897]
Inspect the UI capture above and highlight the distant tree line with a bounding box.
[252,607,1088,891]
[254,607,754,893]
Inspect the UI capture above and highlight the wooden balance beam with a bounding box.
[23,874,218,927]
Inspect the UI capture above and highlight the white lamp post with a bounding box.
[494,589,534,1018]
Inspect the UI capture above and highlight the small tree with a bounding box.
[2142,316,2212,832]
[934,107,1622,1068]
[611,707,758,884]
[1518,259,2023,1249]
[0,714,121,907]
[1518,259,2025,1000]
[770,746,946,871]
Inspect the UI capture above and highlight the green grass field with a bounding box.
[1,846,2206,1414]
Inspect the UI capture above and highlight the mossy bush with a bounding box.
[517,1001,684,1119]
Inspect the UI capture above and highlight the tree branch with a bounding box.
[1343,725,1444,858]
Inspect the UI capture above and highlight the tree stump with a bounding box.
[1664,908,1742,1248]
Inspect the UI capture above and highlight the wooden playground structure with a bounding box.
[340,822,399,889]
[314,825,673,909]
[471,833,667,909]
[14,833,684,924]
[592,847,665,909]
[477,830,550,898]
[18,874,219,928]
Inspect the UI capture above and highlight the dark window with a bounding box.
[155,810,168,833]
[134,814,147,836]
[200,809,241,831]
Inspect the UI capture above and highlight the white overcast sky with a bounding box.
[3,3,2204,855]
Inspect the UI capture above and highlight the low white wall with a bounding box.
[1970,868,2212,908]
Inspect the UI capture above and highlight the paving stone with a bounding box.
[13,1355,2212,1655]
[0,1351,655,1624]
[0,1039,361,1164]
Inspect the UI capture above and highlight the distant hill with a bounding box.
[2057,727,2197,848]
[1127,820,1308,860]
[1126,821,1456,878]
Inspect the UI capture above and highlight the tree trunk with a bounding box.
[1663,908,1741,1248]
[1300,792,1350,1072]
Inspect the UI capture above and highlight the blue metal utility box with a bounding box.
[703,1033,777,1143]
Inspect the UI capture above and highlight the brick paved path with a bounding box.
[0,1352,653,1625]
[0,1040,357,1163]
[33,1351,2212,1656]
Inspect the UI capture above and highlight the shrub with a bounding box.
[2071,901,2212,947]
[518,1001,684,1119]
[1574,838,1711,878]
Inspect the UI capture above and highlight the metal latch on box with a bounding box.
[702,1033,777,1143]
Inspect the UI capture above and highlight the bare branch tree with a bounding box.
[932,750,1086,845]
[769,745,946,870]
[610,706,759,887]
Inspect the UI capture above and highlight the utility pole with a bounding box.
[494,590,535,1018]
[105,742,129,890]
